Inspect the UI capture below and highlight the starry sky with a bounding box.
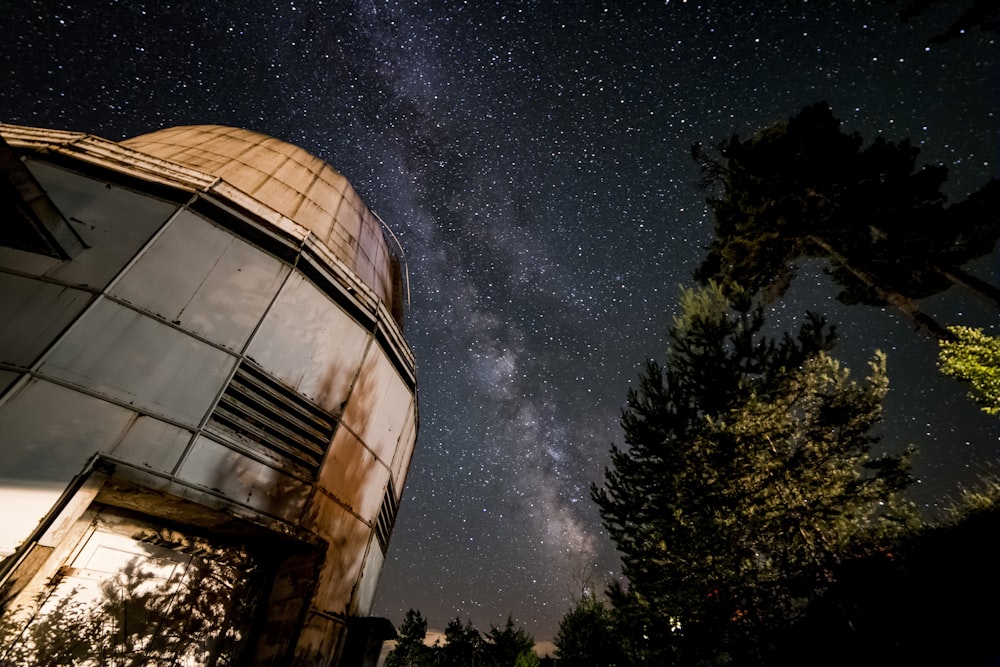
[2,0,997,644]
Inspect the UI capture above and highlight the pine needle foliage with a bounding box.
[592,284,916,665]
[938,325,1000,415]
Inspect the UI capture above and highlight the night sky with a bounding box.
[2,0,997,644]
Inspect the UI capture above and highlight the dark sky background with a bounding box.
[2,0,997,644]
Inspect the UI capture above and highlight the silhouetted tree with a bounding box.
[554,593,624,667]
[693,101,1000,339]
[484,616,537,667]
[775,474,1000,667]
[592,284,917,665]
[441,617,485,667]
[890,0,1000,42]
[386,609,433,667]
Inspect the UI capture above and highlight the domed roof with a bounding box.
[121,125,400,317]
[122,126,349,227]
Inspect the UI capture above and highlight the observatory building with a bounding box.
[0,123,418,666]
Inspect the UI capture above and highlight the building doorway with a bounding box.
[0,507,265,666]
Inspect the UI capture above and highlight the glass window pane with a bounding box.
[247,273,370,414]
[111,210,289,351]
[0,272,93,367]
[7,516,263,665]
[40,299,235,427]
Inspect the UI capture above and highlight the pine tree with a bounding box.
[386,609,433,667]
[592,284,916,665]
[483,616,537,667]
[938,325,1000,415]
[441,617,484,667]
[553,593,623,667]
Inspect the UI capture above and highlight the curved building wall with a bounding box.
[0,123,417,666]
[120,125,403,322]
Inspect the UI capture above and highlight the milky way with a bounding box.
[2,0,997,642]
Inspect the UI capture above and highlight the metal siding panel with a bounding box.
[110,415,192,473]
[175,436,310,521]
[318,426,389,524]
[111,209,289,351]
[40,299,236,427]
[353,543,384,616]
[341,346,414,466]
[390,402,418,496]
[0,273,92,367]
[303,493,371,615]
[246,273,371,415]
[26,162,178,289]
[0,378,135,483]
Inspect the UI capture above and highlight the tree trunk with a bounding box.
[934,265,1000,312]
[806,235,954,341]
